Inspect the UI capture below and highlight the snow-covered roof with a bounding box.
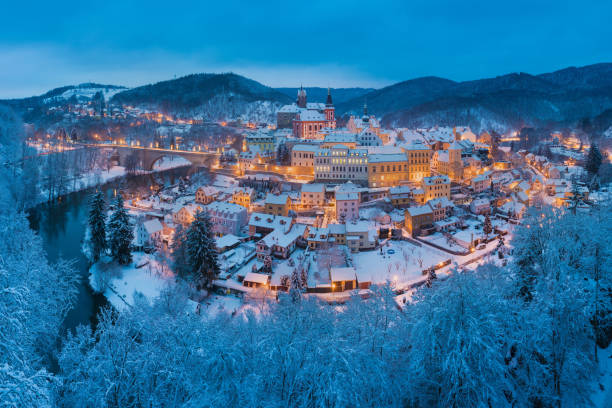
[336,192,359,201]
[244,272,270,285]
[248,212,292,232]
[406,206,432,217]
[265,193,290,205]
[302,183,325,193]
[292,144,319,153]
[330,267,357,282]
[367,153,408,163]
[423,175,450,185]
[215,234,241,250]
[143,219,163,235]
[260,224,307,248]
[298,110,325,121]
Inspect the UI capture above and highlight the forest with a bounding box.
[1,104,611,407]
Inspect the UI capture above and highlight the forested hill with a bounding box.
[336,63,612,134]
[111,73,292,111]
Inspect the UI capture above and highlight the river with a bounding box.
[28,165,206,334]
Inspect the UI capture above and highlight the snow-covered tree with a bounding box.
[483,213,493,239]
[183,211,219,288]
[289,268,302,303]
[87,191,107,262]
[107,194,133,265]
[585,143,602,176]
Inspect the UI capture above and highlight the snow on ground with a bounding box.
[352,240,450,286]
[89,252,174,311]
[151,156,192,171]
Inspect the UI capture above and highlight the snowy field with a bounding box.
[352,240,450,286]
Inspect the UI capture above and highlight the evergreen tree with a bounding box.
[107,194,133,265]
[171,223,189,276]
[585,143,602,176]
[289,268,302,303]
[483,213,493,239]
[184,211,219,288]
[88,191,107,261]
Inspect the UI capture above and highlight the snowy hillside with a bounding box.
[43,84,128,103]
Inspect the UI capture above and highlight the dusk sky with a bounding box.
[2,0,611,98]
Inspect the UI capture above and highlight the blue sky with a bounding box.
[1,0,611,98]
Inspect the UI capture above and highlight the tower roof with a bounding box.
[326,87,333,106]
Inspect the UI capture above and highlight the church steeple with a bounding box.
[326,87,333,106]
[297,84,307,108]
[363,101,368,117]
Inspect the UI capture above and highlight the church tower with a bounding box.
[296,85,307,108]
[324,87,335,123]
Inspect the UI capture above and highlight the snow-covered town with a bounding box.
[3,2,612,407]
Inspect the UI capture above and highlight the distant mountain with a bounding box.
[112,73,291,111]
[337,64,612,134]
[274,87,374,105]
[336,77,457,116]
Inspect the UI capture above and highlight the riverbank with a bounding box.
[34,156,192,207]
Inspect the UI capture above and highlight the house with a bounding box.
[264,193,291,216]
[471,173,491,193]
[203,201,248,236]
[345,221,377,252]
[330,267,358,292]
[405,205,433,236]
[335,192,359,221]
[135,218,163,247]
[470,198,491,215]
[256,224,308,260]
[427,197,453,222]
[248,212,292,237]
[307,227,330,249]
[328,223,347,245]
[231,187,255,208]
[388,186,412,208]
[243,272,270,288]
[195,186,219,204]
[173,204,203,225]
[300,183,325,208]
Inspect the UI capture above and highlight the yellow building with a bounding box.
[422,175,451,202]
[231,187,255,208]
[367,153,409,188]
[264,193,291,217]
[404,205,433,236]
[245,132,275,154]
[402,141,432,182]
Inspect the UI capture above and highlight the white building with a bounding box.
[135,218,163,247]
[314,145,369,183]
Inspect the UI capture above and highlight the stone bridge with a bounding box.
[108,145,220,171]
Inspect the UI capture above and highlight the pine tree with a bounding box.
[171,223,189,276]
[88,191,107,262]
[483,213,493,239]
[107,194,133,265]
[585,143,602,176]
[289,268,302,303]
[184,211,219,288]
